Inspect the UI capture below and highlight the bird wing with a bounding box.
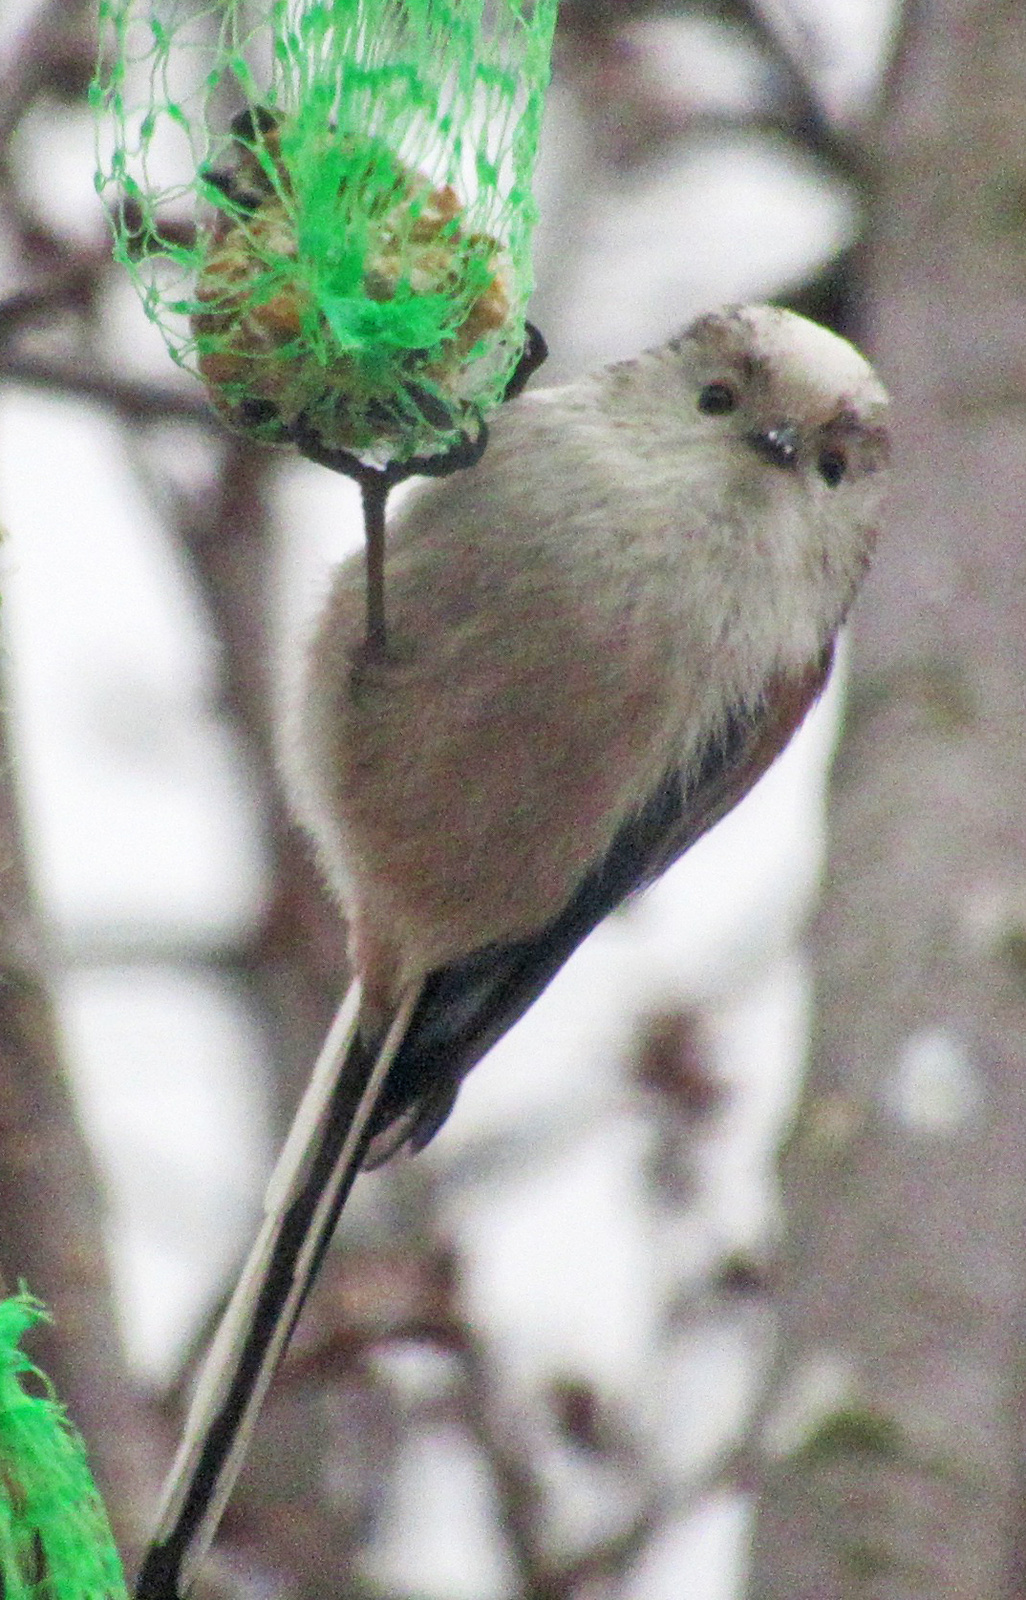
[365,642,836,1157]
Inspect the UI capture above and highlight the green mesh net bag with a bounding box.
[0,1292,127,1600]
[93,0,558,468]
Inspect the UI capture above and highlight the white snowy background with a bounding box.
[0,3,895,1595]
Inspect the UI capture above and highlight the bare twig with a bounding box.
[0,0,94,150]
[0,352,219,424]
[0,263,102,344]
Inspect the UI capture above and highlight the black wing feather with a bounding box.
[368,646,834,1151]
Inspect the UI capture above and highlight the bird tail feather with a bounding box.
[136,980,420,1600]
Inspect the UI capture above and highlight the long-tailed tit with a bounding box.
[137,303,889,1599]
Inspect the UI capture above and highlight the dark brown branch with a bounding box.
[0,0,95,150]
[0,661,155,1562]
[0,352,219,424]
[0,263,101,344]
[729,0,828,118]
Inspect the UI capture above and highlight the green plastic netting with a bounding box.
[0,1293,127,1600]
[92,0,558,466]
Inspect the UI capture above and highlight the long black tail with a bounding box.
[135,985,419,1600]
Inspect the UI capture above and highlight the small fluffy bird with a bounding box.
[138,304,889,1600]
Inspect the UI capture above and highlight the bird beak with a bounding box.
[748,424,800,470]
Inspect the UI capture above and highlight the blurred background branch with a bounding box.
[0,651,156,1561]
[748,1,1026,1592]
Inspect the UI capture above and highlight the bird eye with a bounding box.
[697,382,737,416]
[817,448,847,487]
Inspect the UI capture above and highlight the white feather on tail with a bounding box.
[137,981,421,1599]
